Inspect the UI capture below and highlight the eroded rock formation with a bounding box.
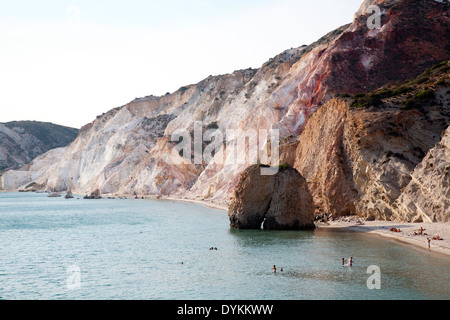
[228,165,315,230]
[293,60,449,222]
[228,165,275,229]
[394,127,450,223]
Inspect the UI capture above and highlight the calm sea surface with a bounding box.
[0,192,449,300]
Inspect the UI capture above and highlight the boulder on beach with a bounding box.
[228,164,315,230]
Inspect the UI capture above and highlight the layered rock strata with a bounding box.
[293,60,449,222]
[394,127,450,223]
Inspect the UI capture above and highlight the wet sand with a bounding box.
[153,196,229,211]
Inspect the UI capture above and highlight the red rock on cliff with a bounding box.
[281,0,449,136]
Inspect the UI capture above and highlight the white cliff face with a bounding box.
[0,147,68,190]
[1,37,338,199]
[394,127,450,223]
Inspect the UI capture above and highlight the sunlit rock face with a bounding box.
[394,127,450,223]
[292,60,449,222]
[228,165,315,230]
[228,165,276,230]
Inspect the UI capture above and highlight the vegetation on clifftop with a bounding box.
[348,60,449,110]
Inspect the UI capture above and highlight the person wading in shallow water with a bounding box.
[272,265,277,273]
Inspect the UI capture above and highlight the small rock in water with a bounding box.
[65,191,74,199]
[84,189,102,199]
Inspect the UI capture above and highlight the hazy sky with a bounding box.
[0,0,363,128]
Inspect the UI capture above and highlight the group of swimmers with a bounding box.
[272,265,283,273]
[342,257,353,267]
[272,258,354,274]
[209,247,218,250]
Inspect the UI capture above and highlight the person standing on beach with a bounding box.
[427,238,431,250]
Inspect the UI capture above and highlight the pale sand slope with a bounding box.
[96,193,230,211]
[158,196,229,212]
[318,217,450,257]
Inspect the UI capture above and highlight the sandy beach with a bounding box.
[145,196,229,212]
[318,217,450,257]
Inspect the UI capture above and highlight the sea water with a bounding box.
[0,192,449,300]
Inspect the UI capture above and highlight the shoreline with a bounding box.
[174,196,450,258]
[152,196,229,212]
[160,196,450,258]
[3,191,449,257]
[318,219,450,258]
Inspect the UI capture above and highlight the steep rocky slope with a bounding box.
[0,24,346,195]
[1,0,449,223]
[292,61,449,222]
[394,126,450,223]
[0,121,78,171]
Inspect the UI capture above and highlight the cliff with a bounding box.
[394,126,450,223]
[293,60,449,222]
[1,0,449,222]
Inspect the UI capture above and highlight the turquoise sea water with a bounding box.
[0,192,449,300]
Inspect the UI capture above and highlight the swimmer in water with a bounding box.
[272,265,277,273]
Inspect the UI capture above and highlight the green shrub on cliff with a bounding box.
[278,163,291,171]
[401,89,435,110]
[351,92,383,108]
